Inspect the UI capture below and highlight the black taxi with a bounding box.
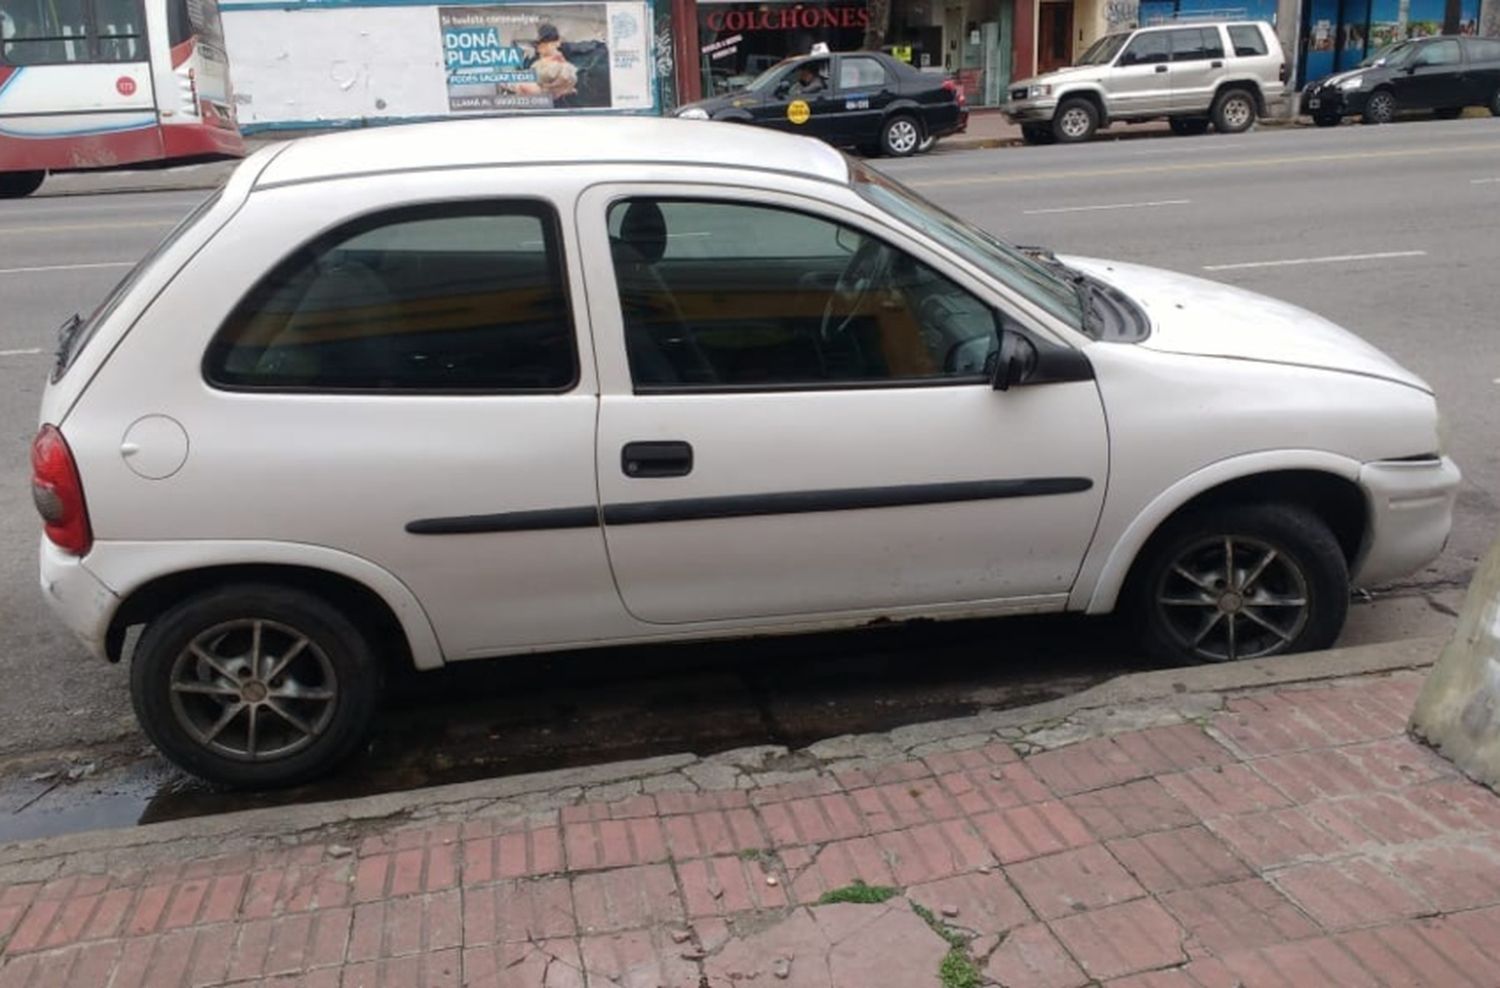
[674,50,969,157]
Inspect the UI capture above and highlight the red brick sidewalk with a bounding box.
[3,668,1499,987]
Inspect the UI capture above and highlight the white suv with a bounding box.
[1003,21,1288,143]
[35,119,1456,786]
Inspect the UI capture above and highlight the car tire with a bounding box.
[1052,98,1099,143]
[1362,89,1397,124]
[1168,116,1211,136]
[1211,88,1257,134]
[880,115,923,157]
[1490,88,1500,117]
[1020,123,1056,145]
[1312,112,1342,127]
[1434,106,1464,120]
[0,170,45,198]
[131,584,382,788]
[917,134,938,153]
[1130,503,1349,666]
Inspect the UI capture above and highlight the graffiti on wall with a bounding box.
[1104,0,1139,28]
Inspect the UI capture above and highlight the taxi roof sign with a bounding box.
[810,42,831,54]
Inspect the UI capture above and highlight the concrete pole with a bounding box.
[1275,0,1302,117]
[1410,534,1500,791]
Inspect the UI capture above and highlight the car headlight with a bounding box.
[1338,75,1365,91]
[677,107,710,120]
[1028,84,1053,99]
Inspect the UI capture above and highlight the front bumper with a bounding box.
[1300,86,1369,117]
[1002,98,1058,123]
[38,538,119,662]
[1353,456,1462,587]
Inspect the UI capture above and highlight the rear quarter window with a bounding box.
[1228,25,1269,57]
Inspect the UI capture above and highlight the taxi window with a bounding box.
[839,56,888,89]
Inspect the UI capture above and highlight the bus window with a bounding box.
[1,0,91,64]
[94,0,146,60]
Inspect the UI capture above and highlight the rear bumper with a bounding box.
[1353,456,1461,587]
[38,538,118,662]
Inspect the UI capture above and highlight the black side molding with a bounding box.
[405,506,598,535]
[602,478,1093,527]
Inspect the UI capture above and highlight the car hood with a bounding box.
[1060,255,1431,393]
[1012,65,1105,89]
[1312,66,1387,87]
[679,92,761,114]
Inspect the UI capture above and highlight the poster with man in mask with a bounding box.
[441,5,632,111]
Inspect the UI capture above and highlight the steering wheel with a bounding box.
[821,237,893,342]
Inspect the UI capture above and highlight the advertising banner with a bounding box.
[440,3,651,111]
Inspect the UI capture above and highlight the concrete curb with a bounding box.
[0,636,1442,877]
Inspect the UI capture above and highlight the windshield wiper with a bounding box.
[1068,272,1103,336]
[54,313,83,372]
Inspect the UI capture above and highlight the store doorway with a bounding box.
[1038,1,1075,73]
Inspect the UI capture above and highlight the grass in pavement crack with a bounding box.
[911,903,981,988]
[816,879,899,905]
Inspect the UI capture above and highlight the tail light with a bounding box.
[189,67,199,116]
[943,79,967,106]
[31,425,92,556]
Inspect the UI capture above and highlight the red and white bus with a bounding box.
[0,0,244,197]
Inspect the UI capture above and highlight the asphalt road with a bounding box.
[0,117,1492,826]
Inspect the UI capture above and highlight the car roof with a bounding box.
[252,117,852,190]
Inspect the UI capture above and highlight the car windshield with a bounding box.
[1079,32,1130,65]
[743,58,799,92]
[1360,41,1415,67]
[852,163,1084,331]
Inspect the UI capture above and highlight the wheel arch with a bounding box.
[1079,452,1368,615]
[1212,78,1266,115]
[90,542,445,670]
[1057,87,1109,123]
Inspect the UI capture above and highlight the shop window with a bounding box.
[1227,24,1269,56]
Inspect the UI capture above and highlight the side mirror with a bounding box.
[990,330,1038,391]
[1406,62,1421,73]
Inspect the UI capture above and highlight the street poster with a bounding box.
[439,3,651,112]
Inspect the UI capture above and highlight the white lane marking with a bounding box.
[0,261,134,275]
[1473,177,1500,184]
[1203,250,1427,272]
[0,348,44,357]
[0,219,175,236]
[1024,199,1191,215]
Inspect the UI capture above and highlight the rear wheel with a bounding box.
[1169,116,1211,136]
[1131,503,1349,665]
[1211,88,1257,133]
[1490,88,1500,117]
[1434,106,1464,119]
[1021,123,1055,145]
[1052,98,1099,143]
[0,170,45,198]
[1312,112,1342,127]
[1362,89,1397,124]
[880,115,923,157]
[917,134,938,153]
[131,584,382,787]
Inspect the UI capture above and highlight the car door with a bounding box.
[580,184,1109,626]
[1463,38,1500,107]
[834,54,896,146]
[1392,39,1464,109]
[1110,30,1174,115]
[751,58,840,136]
[1167,26,1226,113]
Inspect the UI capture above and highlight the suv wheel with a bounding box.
[1312,112,1342,127]
[1168,116,1210,136]
[1211,88,1257,133]
[1052,98,1099,143]
[881,115,922,157]
[0,170,45,198]
[131,584,382,787]
[1021,123,1055,145]
[1131,503,1349,665]
[1362,89,1397,124]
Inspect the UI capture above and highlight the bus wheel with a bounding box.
[0,171,45,198]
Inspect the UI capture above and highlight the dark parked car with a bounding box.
[1301,35,1500,125]
[674,50,968,157]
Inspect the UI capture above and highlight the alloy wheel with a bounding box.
[886,118,919,155]
[1154,535,1311,662]
[1366,92,1396,124]
[168,619,339,762]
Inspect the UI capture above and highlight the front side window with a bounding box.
[206,202,577,392]
[607,198,1001,390]
[1227,24,1268,57]
[839,56,888,89]
[1120,31,1171,66]
[1,0,142,63]
[1417,40,1461,67]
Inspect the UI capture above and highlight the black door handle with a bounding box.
[1155,64,1169,73]
[1211,59,1223,68]
[623,441,694,478]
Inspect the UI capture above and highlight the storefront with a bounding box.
[1298,0,1481,85]
[693,1,870,97]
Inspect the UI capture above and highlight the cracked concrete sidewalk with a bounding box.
[3,635,1500,987]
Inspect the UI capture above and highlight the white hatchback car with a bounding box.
[36,119,1458,786]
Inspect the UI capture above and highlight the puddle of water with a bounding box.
[2,613,1151,843]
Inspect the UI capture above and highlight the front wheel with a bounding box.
[880,115,922,157]
[1312,112,1342,127]
[1212,88,1257,133]
[131,584,382,787]
[1052,98,1099,143]
[1362,89,1397,124]
[0,170,45,198]
[1130,503,1349,665]
[1169,116,1211,136]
